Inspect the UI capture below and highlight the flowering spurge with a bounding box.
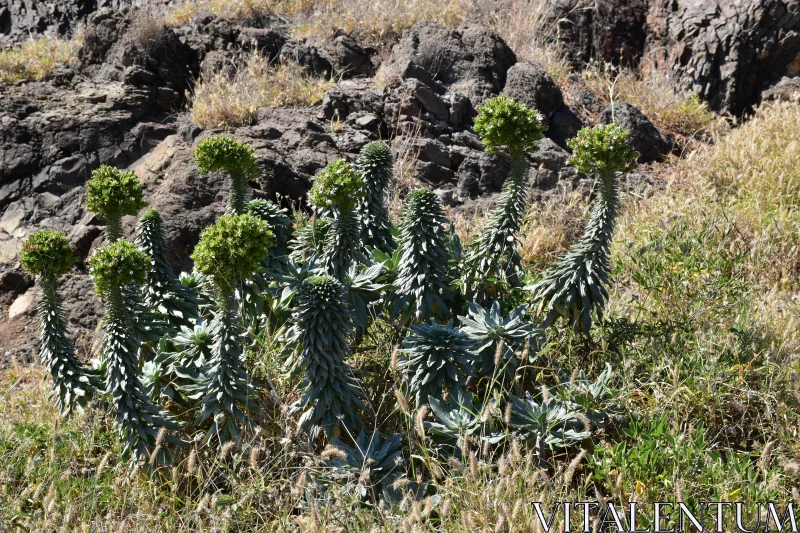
[399,320,476,407]
[86,165,166,351]
[528,124,637,334]
[149,322,214,405]
[136,208,200,329]
[289,276,367,441]
[355,141,395,254]
[247,199,292,257]
[191,214,274,445]
[194,136,259,215]
[86,165,148,243]
[460,95,546,303]
[458,301,545,381]
[311,159,368,282]
[89,240,183,464]
[20,230,101,416]
[394,189,453,324]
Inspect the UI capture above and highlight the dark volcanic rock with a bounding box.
[598,101,669,163]
[503,61,564,118]
[381,21,516,105]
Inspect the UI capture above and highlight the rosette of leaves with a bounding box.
[86,165,148,242]
[191,214,274,445]
[288,276,367,440]
[550,363,623,429]
[311,159,368,282]
[505,394,590,461]
[247,199,292,256]
[89,239,183,464]
[393,189,453,324]
[136,208,200,329]
[425,391,501,457]
[528,124,637,334]
[288,216,331,264]
[149,322,214,404]
[194,136,259,215]
[355,141,395,254]
[325,430,405,502]
[20,230,101,416]
[458,301,545,380]
[461,95,545,303]
[399,320,476,407]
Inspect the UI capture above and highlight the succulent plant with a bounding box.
[89,239,183,464]
[289,216,332,264]
[399,320,476,407]
[355,141,395,254]
[150,322,214,404]
[191,214,274,445]
[461,95,546,303]
[326,430,405,502]
[425,391,494,455]
[194,136,259,215]
[247,199,293,257]
[86,165,148,242]
[20,230,101,416]
[505,394,590,460]
[288,276,367,440]
[458,301,544,380]
[528,124,637,334]
[394,189,453,323]
[136,208,200,329]
[311,159,368,282]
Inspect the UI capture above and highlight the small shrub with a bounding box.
[20,230,100,416]
[325,430,405,503]
[0,37,79,83]
[528,124,637,334]
[461,95,546,302]
[399,320,476,407]
[311,159,368,282]
[191,214,274,445]
[394,188,453,323]
[190,54,333,129]
[136,208,200,329]
[89,240,183,464]
[289,276,367,440]
[355,141,395,254]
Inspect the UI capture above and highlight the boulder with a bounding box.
[503,61,564,118]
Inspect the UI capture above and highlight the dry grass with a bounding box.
[0,37,80,83]
[582,64,721,136]
[519,189,588,269]
[190,52,334,128]
[128,7,170,57]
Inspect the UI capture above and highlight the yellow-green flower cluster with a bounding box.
[309,159,366,210]
[20,230,77,277]
[194,136,259,181]
[191,214,274,293]
[88,240,149,296]
[473,94,546,154]
[567,124,638,175]
[86,165,147,220]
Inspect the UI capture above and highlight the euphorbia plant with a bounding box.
[311,159,367,282]
[136,208,200,329]
[288,275,367,440]
[394,188,453,323]
[194,136,259,215]
[355,141,395,254]
[89,239,183,464]
[461,95,546,302]
[399,320,476,407]
[528,124,637,334]
[191,213,274,445]
[20,230,100,416]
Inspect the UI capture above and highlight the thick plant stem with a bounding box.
[320,205,364,282]
[532,170,619,334]
[106,216,123,243]
[463,152,529,301]
[196,288,259,446]
[103,286,181,464]
[228,175,249,215]
[37,276,99,415]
